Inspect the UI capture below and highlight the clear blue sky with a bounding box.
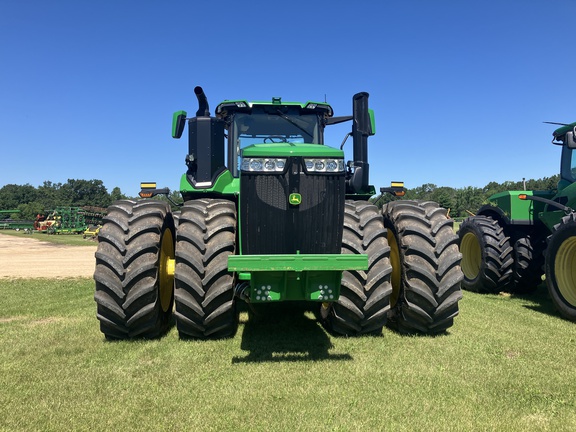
[1,1,574,197]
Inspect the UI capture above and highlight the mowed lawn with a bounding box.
[1,278,575,431]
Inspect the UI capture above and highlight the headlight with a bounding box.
[241,158,287,173]
[250,159,263,171]
[303,158,344,173]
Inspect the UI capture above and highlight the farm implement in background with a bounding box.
[0,210,35,230]
[459,122,576,322]
[35,206,107,235]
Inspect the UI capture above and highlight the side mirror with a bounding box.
[567,130,576,149]
[368,108,376,136]
[172,110,187,139]
[353,92,371,136]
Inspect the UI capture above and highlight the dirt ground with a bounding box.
[0,235,97,279]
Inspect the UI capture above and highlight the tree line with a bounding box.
[0,179,129,220]
[0,174,561,221]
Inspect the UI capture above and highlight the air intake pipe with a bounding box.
[194,86,210,117]
[186,86,225,188]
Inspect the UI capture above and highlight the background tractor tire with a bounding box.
[320,201,392,336]
[509,234,545,294]
[174,199,238,339]
[545,212,576,322]
[458,215,513,294]
[94,200,175,339]
[383,200,463,334]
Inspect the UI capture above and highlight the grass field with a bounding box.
[1,278,575,431]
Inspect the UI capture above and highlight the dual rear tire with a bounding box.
[458,215,544,294]
[94,200,175,339]
[321,200,463,336]
[94,198,239,340]
[382,201,463,334]
[458,212,576,322]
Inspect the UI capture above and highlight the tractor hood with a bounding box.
[241,142,344,158]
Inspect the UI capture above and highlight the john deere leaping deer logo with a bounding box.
[289,193,302,206]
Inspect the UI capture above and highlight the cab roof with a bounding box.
[215,97,334,118]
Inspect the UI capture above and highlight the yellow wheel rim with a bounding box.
[461,232,481,280]
[388,230,401,307]
[159,227,175,313]
[554,236,576,306]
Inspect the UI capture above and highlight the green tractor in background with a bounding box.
[458,123,576,321]
[94,86,463,340]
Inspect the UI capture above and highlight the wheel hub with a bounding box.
[554,236,576,306]
[388,230,401,307]
[461,232,481,280]
[159,228,175,312]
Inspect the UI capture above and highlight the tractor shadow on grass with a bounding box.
[513,283,564,319]
[232,303,353,364]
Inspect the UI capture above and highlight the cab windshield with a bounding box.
[231,107,322,175]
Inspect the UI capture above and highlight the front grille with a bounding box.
[240,157,345,255]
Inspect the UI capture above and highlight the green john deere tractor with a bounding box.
[94,86,463,339]
[458,122,576,321]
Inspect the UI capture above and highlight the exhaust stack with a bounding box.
[194,86,210,117]
[349,92,371,193]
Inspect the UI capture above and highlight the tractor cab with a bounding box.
[553,122,576,190]
[170,87,378,201]
[215,99,333,177]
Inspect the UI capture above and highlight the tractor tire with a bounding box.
[458,215,513,293]
[94,200,175,339]
[174,199,239,339]
[545,212,576,322]
[509,234,545,294]
[319,201,392,336]
[383,200,463,334]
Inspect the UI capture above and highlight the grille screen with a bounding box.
[240,157,345,255]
